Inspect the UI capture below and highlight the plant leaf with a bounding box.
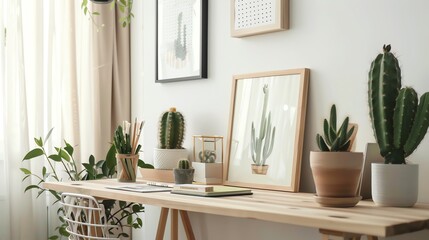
[23,148,44,160]
[44,128,54,143]
[20,168,32,175]
[64,141,74,156]
[48,154,62,162]
[24,185,40,193]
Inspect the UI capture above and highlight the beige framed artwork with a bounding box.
[231,0,289,38]
[224,69,309,192]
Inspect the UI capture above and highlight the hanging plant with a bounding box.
[81,0,134,28]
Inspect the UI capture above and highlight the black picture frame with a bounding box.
[156,0,208,83]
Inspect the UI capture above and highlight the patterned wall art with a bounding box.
[231,0,289,38]
[156,0,208,82]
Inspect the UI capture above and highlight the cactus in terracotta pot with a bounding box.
[368,44,429,164]
[158,107,185,149]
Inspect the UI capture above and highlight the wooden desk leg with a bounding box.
[156,208,169,240]
[171,209,178,240]
[179,210,196,240]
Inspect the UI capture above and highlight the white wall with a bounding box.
[131,0,429,239]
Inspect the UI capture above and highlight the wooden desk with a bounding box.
[44,179,429,240]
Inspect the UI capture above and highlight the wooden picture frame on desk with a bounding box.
[224,69,309,192]
[231,0,289,38]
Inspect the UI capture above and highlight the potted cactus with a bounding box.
[153,107,188,169]
[250,84,276,175]
[368,45,429,207]
[174,159,195,184]
[310,105,363,207]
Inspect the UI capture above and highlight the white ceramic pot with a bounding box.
[371,163,418,207]
[153,148,188,169]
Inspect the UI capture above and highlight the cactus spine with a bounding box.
[250,84,276,166]
[177,159,190,169]
[316,105,355,152]
[368,45,429,164]
[159,107,185,149]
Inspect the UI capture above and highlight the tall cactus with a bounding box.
[250,84,276,166]
[159,107,185,149]
[368,45,429,164]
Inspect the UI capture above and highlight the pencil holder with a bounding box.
[116,153,139,182]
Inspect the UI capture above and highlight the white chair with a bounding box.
[60,192,120,240]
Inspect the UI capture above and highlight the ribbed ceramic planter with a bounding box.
[153,148,188,169]
[372,163,418,207]
[310,151,364,198]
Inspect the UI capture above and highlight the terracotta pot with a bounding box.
[251,164,269,175]
[372,163,418,207]
[310,151,364,198]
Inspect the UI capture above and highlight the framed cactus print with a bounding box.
[224,69,309,192]
[156,0,208,83]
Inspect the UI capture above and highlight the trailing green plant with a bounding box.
[368,45,429,164]
[21,129,153,239]
[250,84,276,166]
[158,107,186,149]
[81,0,134,29]
[316,104,355,152]
[177,159,191,170]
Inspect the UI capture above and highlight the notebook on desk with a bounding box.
[107,184,172,193]
[171,185,253,197]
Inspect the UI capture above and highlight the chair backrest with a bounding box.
[60,192,119,240]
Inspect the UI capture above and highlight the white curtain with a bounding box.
[0,1,131,239]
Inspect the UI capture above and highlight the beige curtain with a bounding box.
[0,1,131,239]
[72,2,131,161]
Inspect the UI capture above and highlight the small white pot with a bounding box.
[153,148,188,169]
[192,162,222,184]
[371,163,418,207]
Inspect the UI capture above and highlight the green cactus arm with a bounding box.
[159,112,168,149]
[255,138,262,165]
[330,104,337,133]
[174,112,185,149]
[368,45,401,157]
[393,87,418,149]
[404,92,429,157]
[316,134,330,151]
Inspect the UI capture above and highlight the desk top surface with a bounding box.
[43,179,429,237]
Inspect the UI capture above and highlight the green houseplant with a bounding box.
[310,104,363,207]
[250,84,276,175]
[368,45,429,207]
[153,107,188,169]
[173,159,195,184]
[21,129,153,239]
